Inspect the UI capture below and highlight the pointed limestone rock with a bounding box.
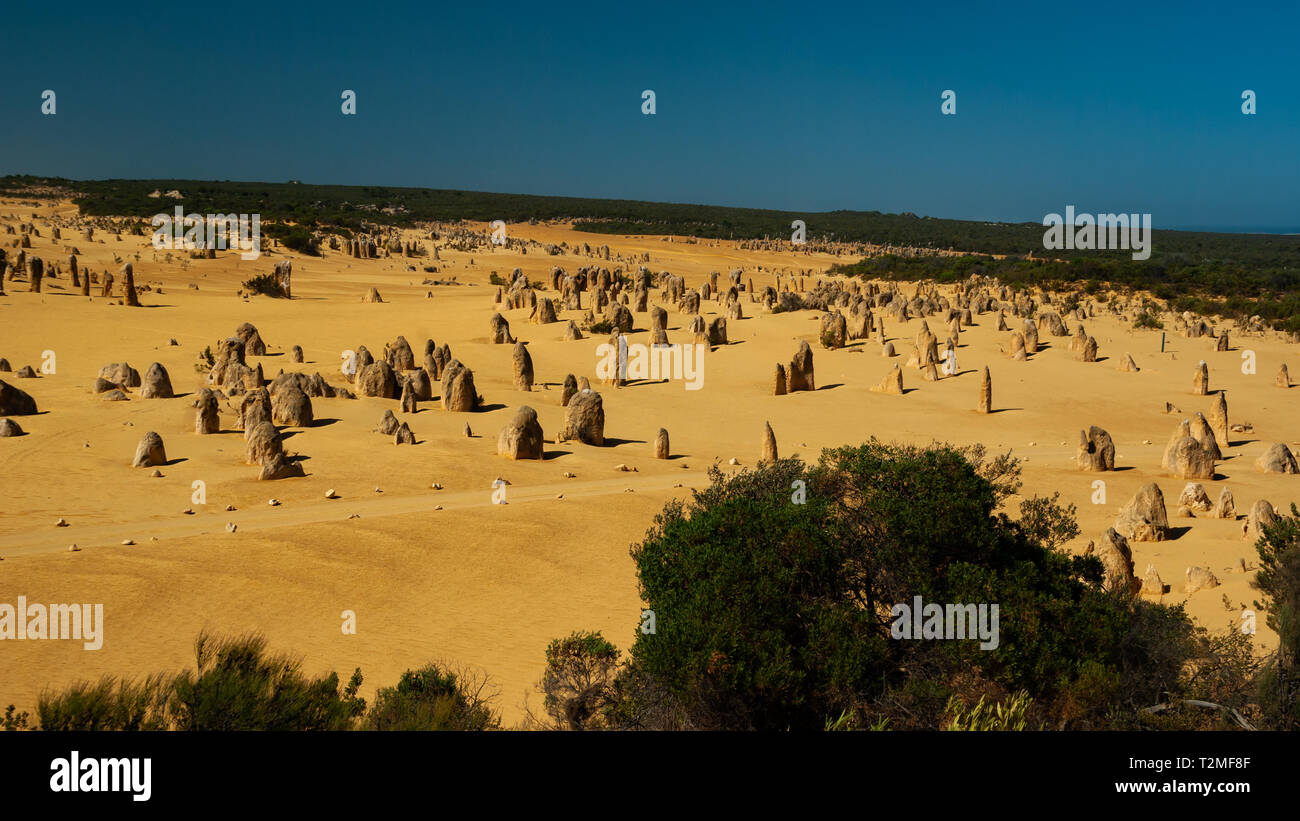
[194,388,220,434]
[1208,391,1229,451]
[1192,360,1209,395]
[1095,528,1141,595]
[872,364,904,395]
[1114,483,1169,542]
[1248,499,1278,538]
[1256,442,1299,474]
[497,406,543,460]
[761,422,778,463]
[1184,566,1220,594]
[121,263,141,307]
[394,422,415,445]
[1212,487,1235,519]
[1178,483,1213,513]
[1141,564,1165,596]
[512,341,534,391]
[1189,412,1222,460]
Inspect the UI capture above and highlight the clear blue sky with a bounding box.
[2,0,1297,232]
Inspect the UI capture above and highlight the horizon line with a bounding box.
[5,172,1300,239]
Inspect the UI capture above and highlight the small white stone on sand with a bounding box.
[121,539,134,545]
[68,544,80,552]
[325,489,337,499]
[269,499,280,507]
[55,518,68,527]
[225,522,237,533]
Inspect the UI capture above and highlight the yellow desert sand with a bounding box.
[0,197,1295,724]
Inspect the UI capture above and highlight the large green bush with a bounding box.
[609,441,1246,730]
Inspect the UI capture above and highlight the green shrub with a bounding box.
[539,631,620,730]
[168,632,364,730]
[193,345,215,373]
[1253,505,1300,729]
[363,663,499,731]
[2,705,31,731]
[1133,310,1164,330]
[264,223,319,256]
[589,320,613,334]
[243,274,287,298]
[627,457,883,729]
[616,441,1216,730]
[37,674,174,731]
[35,631,364,731]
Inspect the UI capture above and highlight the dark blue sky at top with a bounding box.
[1,0,1297,232]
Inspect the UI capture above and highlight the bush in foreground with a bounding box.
[32,632,363,731]
[1254,505,1300,729]
[363,663,499,731]
[570,440,1264,730]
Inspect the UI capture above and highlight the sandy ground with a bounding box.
[0,197,1295,725]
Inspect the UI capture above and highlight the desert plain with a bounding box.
[0,196,1296,725]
